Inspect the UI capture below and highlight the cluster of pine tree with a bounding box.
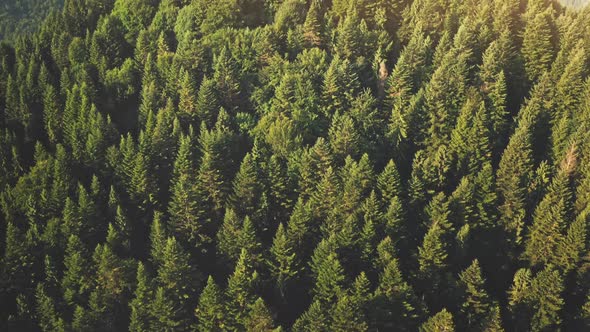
[1,0,590,330]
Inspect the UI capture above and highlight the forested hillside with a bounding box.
[0,0,63,40]
[1,0,590,331]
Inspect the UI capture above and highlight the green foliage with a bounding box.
[419,308,455,332]
[195,276,225,332]
[1,0,590,330]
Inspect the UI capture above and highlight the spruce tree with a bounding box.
[168,134,202,248]
[225,249,259,330]
[303,0,324,47]
[156,237,196,319]
[524,159,574,267]
[529,267,564,331]
[522,7,555,83]
[419,309,455,332]
[292,300,328,331]
[195,276,225,332]
[497,120,534,247]
[196,76,220,128]
[35,283,65,332]
[331,294,368,332]
[129,262,152,332]
[269,223,298,299]
[457,259,492,330]
[62,234,92,307]
[244,297,276,332]
[372,256,422,331]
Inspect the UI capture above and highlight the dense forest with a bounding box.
[0,0,590,331]
[0,0,64,40]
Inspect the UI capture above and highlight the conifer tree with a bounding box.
[303,0,324,47]
[225,249,259,330]
[156,237,196,319]
[292,300,328,332]
[168,134,202,247]
[35,284,65,332]
[195,276,225,332]
[497,120,534,246]
[322,55,360,116]
[422,49,470,150]
[129,262,152,332]
[178,70,198,126]
[213,47,242,113]
[269,223,298,299]
[418,193,453,306]
[524,156,574,267]
[244,297,276,332]
[329,112,361,161]
[335,4,364,60]
[457,259,493,330]
[522,7,555,83]
[372,255,422,331]
[529,267,564,331]
[196,76,220,128]
[378,159,403,204]
[231,153,262,220]
[419,309,455,332]
[331,294,368,332]
[312,251,345,306]
[150,286,188,331]
[62,234,92,307]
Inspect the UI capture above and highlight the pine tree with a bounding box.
[303,0,324,47]
[423,48,470,150]
[372,256,422,331]
[508,268,533,330]
[286,198,315,258]
[529,267,564,331]
[291,300,329,332]
[331,294,368,332]
[225,249,259,330]
[213,47,241,113]
[524,158,574,267]
[385,196,406,244]
[178,69,198,126]
[195,76,220,128]
[231,153,262,219]
[62,234,92,306]
[156,237,196,320]
[418,193,453,306]
[195,276,225,332]
[150,286,187,331]
[322,55,360,117]
[269,223,298,299]
[378,159,403,205]
[129,262,152,332]
[148,211,167,265]
[312,250,345,306]
[497,120,534,246]
[335,4,364,60]
[329,112,361,161]
[310,166,340,222]
[217,208,244,264]
[244,297,276,332]
[419,309,455,332]
[168,134,202,247]
[42,84,61,144]
[458,259,493,331]
[522,7,555,83]
[35,283,65,332]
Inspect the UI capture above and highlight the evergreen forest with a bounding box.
[1,0,590,331]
